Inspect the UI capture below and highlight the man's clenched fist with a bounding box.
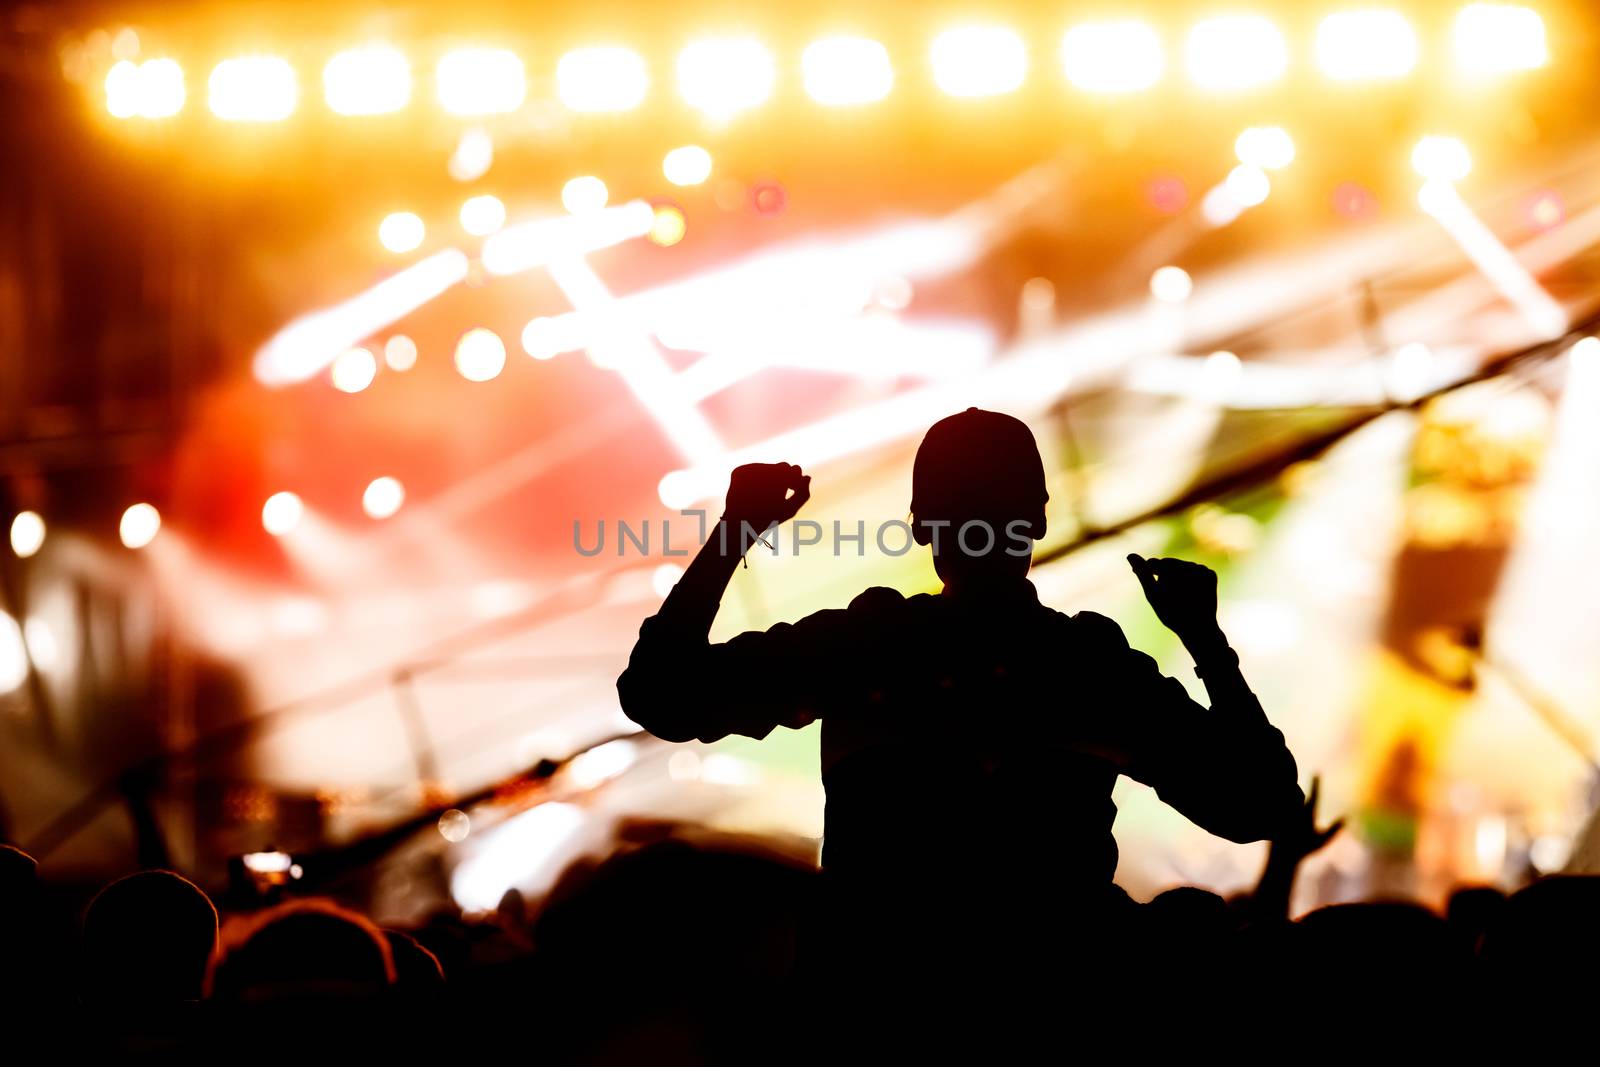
[724,463,811,535]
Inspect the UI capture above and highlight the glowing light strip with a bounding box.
[253,249,470,385]
[1419,180,1567,339]
[481,201,655,276]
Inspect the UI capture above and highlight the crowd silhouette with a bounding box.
[2,408,1597,1057]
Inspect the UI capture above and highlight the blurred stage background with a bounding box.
[3,0,1600,920]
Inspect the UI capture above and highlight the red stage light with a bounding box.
[1331,180,1378,221]
[1145,174,1188,215]
[751,181,787,216]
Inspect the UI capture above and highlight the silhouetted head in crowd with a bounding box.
[0,844,37,896]
[1446,884,1507,954]
[910,408,1048,593]
[1479,875,1600,980]
[383,929,445,988]
[206,898,394,1003]
[82,870,218,1004]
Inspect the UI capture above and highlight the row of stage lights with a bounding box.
[101,5,1550,122]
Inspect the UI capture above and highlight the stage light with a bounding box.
[0,612,23,696]
[23,618,58,674]
[562,175,609,214]
[208,56,297,121]
[677,38,775,120]
[105,61,139,118]
[1525,190,1564,231]
[1316,10,1418,80]
[107,58,185,118]
[1224,164,1271,207]
[1060,20,1163,93]
[253,250,470,384]
[1388,341,1433,400]
[1453,4,1547,73]
[324,46,410,115]
[460,194,506,236]
[1204,349,1243,385]
[802,36,894,105]
[378,211,425,253]
[663,145,713,186]
[1234,126,1295,170]
[362,477,404,519]
[1150,266,1192,303]
[1185,15,1287,91]
[455,327,506,382]
[448,128,494,182]
[482,201,655,275]
[330,347,377,393]
[9,512,44,558]
[437,48,526,115]
[261,491,304,536]
[650,204,687,246]
[1411,136,1471,181]
[438,809,471,843]
[384,334,418,371]
[931,26,1027,98]
[557,46,648,111]
[119,503,160,549]
[522,316,587,360]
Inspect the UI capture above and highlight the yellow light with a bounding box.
[1225,164,1271,207]
[378,211,425,253]
[676,38,774,119]
[208,56,297,121]
[107,58,185,118]
[1185,15,1287,91]
[261,492,304,536]
[362,477,404,519]
[557,46,648,112]
[437,48,526,116]
[1234,126,1295,170]
[1412,135,1472,181]
[9,512,45,558]
[384,335,418,371]
[561,176,609,215]
[649,204,687,247]
[1150,266,1193,303]
[1315,10,1418,81]
[323,46,410,115]
[119,503,160,549]
[330,347,378,393]
[662,145,712,186]
[802,36,894,106]
[455,328,506,382]
[931,26,1027,98]
[1453,4,1548,74]
[1061,20,1163,93]
[459,194,506,236]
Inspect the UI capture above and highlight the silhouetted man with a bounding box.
[619,409,1301,967]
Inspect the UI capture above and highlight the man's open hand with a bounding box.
[1128,554,1219,638]
[724,463,811,535]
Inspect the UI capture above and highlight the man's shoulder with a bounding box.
[1060,609,1133,648]
[845,585,917,614]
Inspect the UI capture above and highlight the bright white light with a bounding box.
[253,250,469,385]
[1453,4,1548,73]
[557,46,648,111]
[931,26,1027,98]
[677,38,775,119]
[449,802,585,913]
[561,175,609,215]
[455,328,506,382]
[1061,20,1163,92]
[1316,10,1418,80]
[663,145,713,186]
[1411,136,1472,182]
[567,738,638,788]
[9,512,45,558]
[119,503,160,549]
[802,36,894,105]
[384,334,417,371]
[261,491,304,536]
[378,211,425,253]
[460,194,506,236]
[522,316,587,360]
[1389,341,1434,400]
[1185,15,1288,91]
[1150,266,1193,303]
[0,613,29,695]
[1204,349,1243,390]
[324,46,410,115]
[437,48,526,115]
[23,618,59,673]
[1234,126,1295,170]
[481,201,655,275]
[652,563,684,597]
[1225,164,1271,207]
[208,56,297,121]
[448,128,494,182]
[330,347,378,392]
[362,477,405,519]
[438,809,471,843]
[107,58,185,118]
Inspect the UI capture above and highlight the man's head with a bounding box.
[911,408,1048,588]
[82,869,219,1003]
